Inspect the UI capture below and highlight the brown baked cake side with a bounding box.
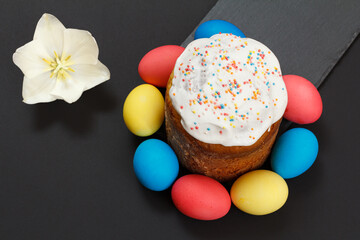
[165,75,281,182]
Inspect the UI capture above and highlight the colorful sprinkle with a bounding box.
[169,34,287,145]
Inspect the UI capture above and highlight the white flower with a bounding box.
[13,13,110,104]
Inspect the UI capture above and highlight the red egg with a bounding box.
[171,174,231,220]
[283,75,323,124]
[138,45,185,87]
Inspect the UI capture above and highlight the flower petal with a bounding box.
[71,61,110,91]
[22,73,57,104]
[13,40,52,79]
[62,29,99,65]
[33,13,65,57]
[50,77,85,104]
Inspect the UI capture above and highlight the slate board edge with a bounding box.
[182,0,360,89]
[181,0,360,134]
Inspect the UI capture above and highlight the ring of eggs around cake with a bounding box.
[122,20,323,219]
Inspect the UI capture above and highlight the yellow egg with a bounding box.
[123,84,164,137]
[230,170,288,215]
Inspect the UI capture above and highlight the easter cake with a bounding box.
[165,34,288,182]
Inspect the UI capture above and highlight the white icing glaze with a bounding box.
[169,34,287,146]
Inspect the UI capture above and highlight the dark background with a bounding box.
[0,0,359,239]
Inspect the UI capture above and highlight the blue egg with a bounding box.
[194,20,246,40]
[133,139,179,191]
[271,128,318,179]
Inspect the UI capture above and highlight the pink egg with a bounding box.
[138,45,185,88]
[171,174,231,221]
[283,75,323,124]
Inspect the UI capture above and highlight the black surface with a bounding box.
[0,0,360,240]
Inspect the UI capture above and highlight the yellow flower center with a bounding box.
[42,51,75,80]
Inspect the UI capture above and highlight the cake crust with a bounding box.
[165,74,281,182]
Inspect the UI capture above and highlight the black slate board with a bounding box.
[182,0,360,134]
[182,0,360,88]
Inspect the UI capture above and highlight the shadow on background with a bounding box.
[33,85,117,135]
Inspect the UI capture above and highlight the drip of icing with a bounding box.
[169,34,287,146]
